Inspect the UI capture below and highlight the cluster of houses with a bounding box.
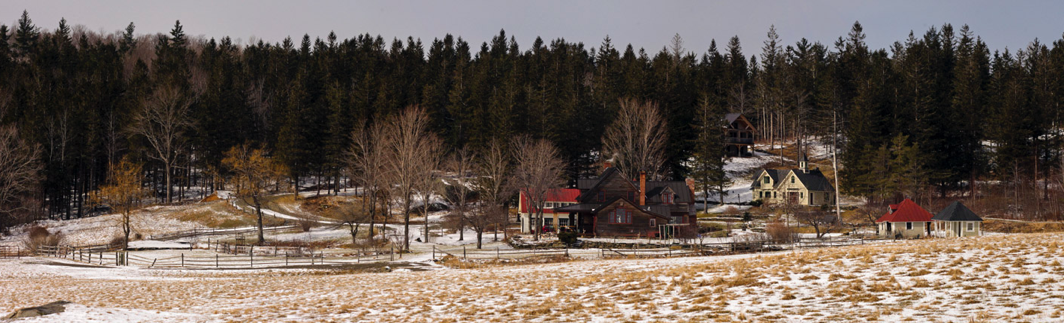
[518,165,697,238]
[516,112,984,240]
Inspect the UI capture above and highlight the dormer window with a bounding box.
[663,193,673,204]
[763,177,770,184]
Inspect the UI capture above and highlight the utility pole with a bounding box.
[832,108,842,222]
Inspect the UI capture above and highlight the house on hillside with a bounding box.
[725,113,756,157]
[932,201,983,237]
[751,154,835,206]
[518,189,581,233]
[553,166,697,238]
[876,198,933,238]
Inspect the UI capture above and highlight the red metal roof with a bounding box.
[876,199,933,223]
[519,189,581,214]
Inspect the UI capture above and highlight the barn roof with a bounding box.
[876,198,933,223]
[932,201,983,222]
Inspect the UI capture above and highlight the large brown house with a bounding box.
[555,167,697,238]
[725,113,756,157]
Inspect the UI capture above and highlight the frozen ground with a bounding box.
[2,233,1063,322]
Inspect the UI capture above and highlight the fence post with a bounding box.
[565,247,569,258]
[115,252,119,266]
[432,245,435,261]
[181,253,184,267]
[285,252,289,266]
[463,246,467,260]
[17,246,20,259]
[497,246,500,260]
[216,254,219,269]
[250,251,253,268]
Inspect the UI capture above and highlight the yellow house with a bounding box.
[752,156,835,206]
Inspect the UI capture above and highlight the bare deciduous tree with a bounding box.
[349,121,390,241]
[511,136,566,241]
[132,86,192,203]
[415,136,443,244]
[0,126,41,231]
[223,143,283,245]
[384,106,438,252]
[476,140,514,242]
[601,98,668,180]
[794,207,839,239]
[328,202,370,247]
[442,147,484,247]
[89,158,148,250]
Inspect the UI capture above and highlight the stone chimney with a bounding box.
[639,171,646,206]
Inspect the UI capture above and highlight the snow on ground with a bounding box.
[127,240,192,250]
[14,303,210,323]
[3,232,1063,322]
[4,206,208,247]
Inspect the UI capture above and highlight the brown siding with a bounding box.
[593,200,665,237]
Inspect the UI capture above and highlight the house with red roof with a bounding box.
[518,188,581,233]
[875,198,933,238]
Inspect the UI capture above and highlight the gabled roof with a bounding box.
[876,199,933,223]
[932,201,983,222]
[519,189,581,213]
[576,167,637,203]
[751,169,783,189]
[790,169,834,192]
[646,181,693,203]
[725,113,756,131]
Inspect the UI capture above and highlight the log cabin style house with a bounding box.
[554,167,698,238]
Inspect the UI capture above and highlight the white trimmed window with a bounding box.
[906,222,913,230]
[967,223,974,231]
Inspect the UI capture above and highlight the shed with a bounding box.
[932,201,983,237]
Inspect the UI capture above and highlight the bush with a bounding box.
[765,220,798,244]
[750,199,764,207]
[22,225,64,252]
[557,231,579,246]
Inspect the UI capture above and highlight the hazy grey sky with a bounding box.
[8,1,1064,55]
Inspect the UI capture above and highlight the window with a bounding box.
[906,222,913,230]
[650,219,656,227]
[663,193,673,204]
[559,218,569,226]
[967,223,974,231]
[791,176,795,184]
[800,192,804,199]
[546,202,553,208]
[763,177,770,184]
[609,209,632,224]
[597,191,605,202]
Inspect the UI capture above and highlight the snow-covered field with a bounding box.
[2,205,213,247]
[3,232,1063,322]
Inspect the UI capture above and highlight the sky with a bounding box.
[7,1,1064,56]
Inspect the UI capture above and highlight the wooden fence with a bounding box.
[148,225,297,241]
[0,246,23,259]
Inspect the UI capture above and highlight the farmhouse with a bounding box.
[876,198,933,238]
[932,201,983,237]
[725,113,756,157]
[518,189,581,233]
[552,167,697,238]
[751,154,835,206]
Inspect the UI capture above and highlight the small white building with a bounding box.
[932,201,983,237]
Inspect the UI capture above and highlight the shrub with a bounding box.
[21,225,64,252]
[557,231,579,246]
[765,220,797,244]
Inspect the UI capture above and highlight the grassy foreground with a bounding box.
[1,233,1063,322]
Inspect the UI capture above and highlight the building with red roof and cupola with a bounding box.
[875,198,933,238]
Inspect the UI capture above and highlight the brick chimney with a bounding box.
[639,171,646,206]
[685,178,696,196]
[603,161,612,171]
